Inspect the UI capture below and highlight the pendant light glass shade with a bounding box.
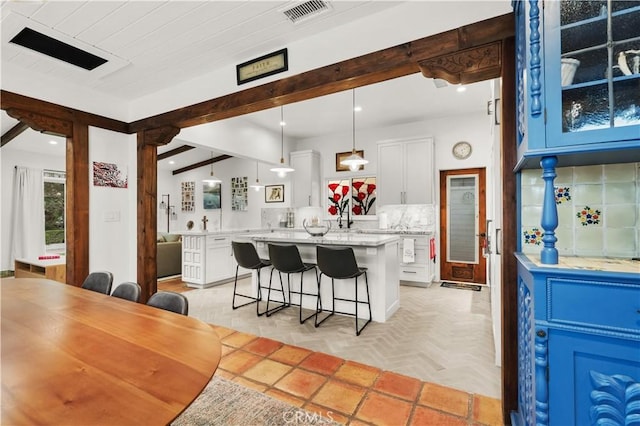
[270,106,294,177]
[202,152,222,186]
[249,161,264,191]
[340,89,368,172]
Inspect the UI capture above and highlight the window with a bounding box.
[44,170,65,251]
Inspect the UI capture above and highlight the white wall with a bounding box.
[0,148,65,271]
[158,156,292,234]
[88,127,137,287]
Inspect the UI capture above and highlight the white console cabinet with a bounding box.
[182,232,236,288]
[398,234,435,285]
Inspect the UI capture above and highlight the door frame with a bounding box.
[439,168,487,284]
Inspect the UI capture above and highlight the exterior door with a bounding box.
[440,168,487,284]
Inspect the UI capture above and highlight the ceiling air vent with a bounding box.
[10,27,107,71]
[281,0,332,24]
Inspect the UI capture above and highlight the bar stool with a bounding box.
[231,241,272,316]
[315,245,371,336]
[267,243,319,323]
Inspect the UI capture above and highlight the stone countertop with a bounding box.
[180,228,269,236]
[237,231,399,247]
[517,253,640,275]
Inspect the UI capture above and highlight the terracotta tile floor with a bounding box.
[210,325,504,426]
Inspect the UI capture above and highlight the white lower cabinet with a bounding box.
[182,233,237,288]
[398,234,435,284]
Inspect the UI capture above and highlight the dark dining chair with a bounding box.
[315,245,371,336]
[147,291,189,316]
[81,271,114,295]
[267,243,319,323]
[231,241,272,316]
[111,282,141,303]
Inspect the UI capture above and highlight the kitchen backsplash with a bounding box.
[261,204,436,232]
[521,162,639,258]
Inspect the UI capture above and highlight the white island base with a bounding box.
[239,232,401,323]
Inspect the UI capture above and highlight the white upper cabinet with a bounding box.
[377,138,434,206]
[290,150,321,207]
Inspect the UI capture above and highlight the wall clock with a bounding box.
[452,141,472,159]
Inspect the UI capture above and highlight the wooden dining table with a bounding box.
[1,278,222,425]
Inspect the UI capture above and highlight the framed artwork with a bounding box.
[335,150,364,172]
[92,161,128,188]
[231,177,248,211]
[327,177,377,217]
[265,184,284,203]
[203,182,221,209]
[181,181,195,212]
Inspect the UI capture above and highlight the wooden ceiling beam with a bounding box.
[1,121,29,147]
[0,90,130,134]
[157,144,195,161]
[129,13,513,133]
[172,154,232,175]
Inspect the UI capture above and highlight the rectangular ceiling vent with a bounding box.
[281,0,332,24]
[10,27,108,71]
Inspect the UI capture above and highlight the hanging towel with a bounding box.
[403,238,415,263]
[430,237,437,263]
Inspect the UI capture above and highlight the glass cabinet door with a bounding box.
[546,0,640,146]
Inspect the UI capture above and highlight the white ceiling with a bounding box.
[1,1,509,169]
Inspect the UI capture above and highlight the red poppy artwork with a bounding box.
[351,177,376,215]
[327,179,350,217]
[327,177,377,217]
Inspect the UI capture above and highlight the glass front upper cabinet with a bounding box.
[545,0,640,147]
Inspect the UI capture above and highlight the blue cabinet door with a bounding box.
[548,329,640,426]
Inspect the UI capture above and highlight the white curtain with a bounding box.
[11,167,45,263]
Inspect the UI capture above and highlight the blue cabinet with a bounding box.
[513,253,640,426]
[514,0,640,170]
[513,2,640,424]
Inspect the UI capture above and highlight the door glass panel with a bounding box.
[447,175,478,263]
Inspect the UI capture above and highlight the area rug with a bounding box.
[172,376,339,426]
[441,281,482,291]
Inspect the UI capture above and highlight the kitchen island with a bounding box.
[235,231,400,322]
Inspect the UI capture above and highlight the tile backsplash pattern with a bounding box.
[521,162,639,258]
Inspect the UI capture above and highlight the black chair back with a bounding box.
[111,282,141,303]
[81,271,114,295]
[268,244,306,273]
[316,246,361,279]
[147,291,189,315]
[232,241,263,269]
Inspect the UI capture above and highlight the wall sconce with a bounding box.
[159,194,176,232]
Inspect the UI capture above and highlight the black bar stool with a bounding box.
[231,241,272,316]
[315,245,372,336]
[267,243,319,323]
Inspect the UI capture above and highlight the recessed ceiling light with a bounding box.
[354,106,362,112]
[169,160,175,165]
[456,85,467,93]
[49,140,58,145]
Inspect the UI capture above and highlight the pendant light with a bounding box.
[340,89,368,172]
[202,152,222,186]
[270,106,294,177]
[249,161,264,191]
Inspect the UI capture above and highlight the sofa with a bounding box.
[157,232,182,278]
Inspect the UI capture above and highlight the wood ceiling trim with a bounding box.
[129,13,513,133]
[0,90,129,134]
[1,121,29,147]
[6,108,73,137]
[157,144,195,160]
[418,41,503,85]
[172,154,232,175]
